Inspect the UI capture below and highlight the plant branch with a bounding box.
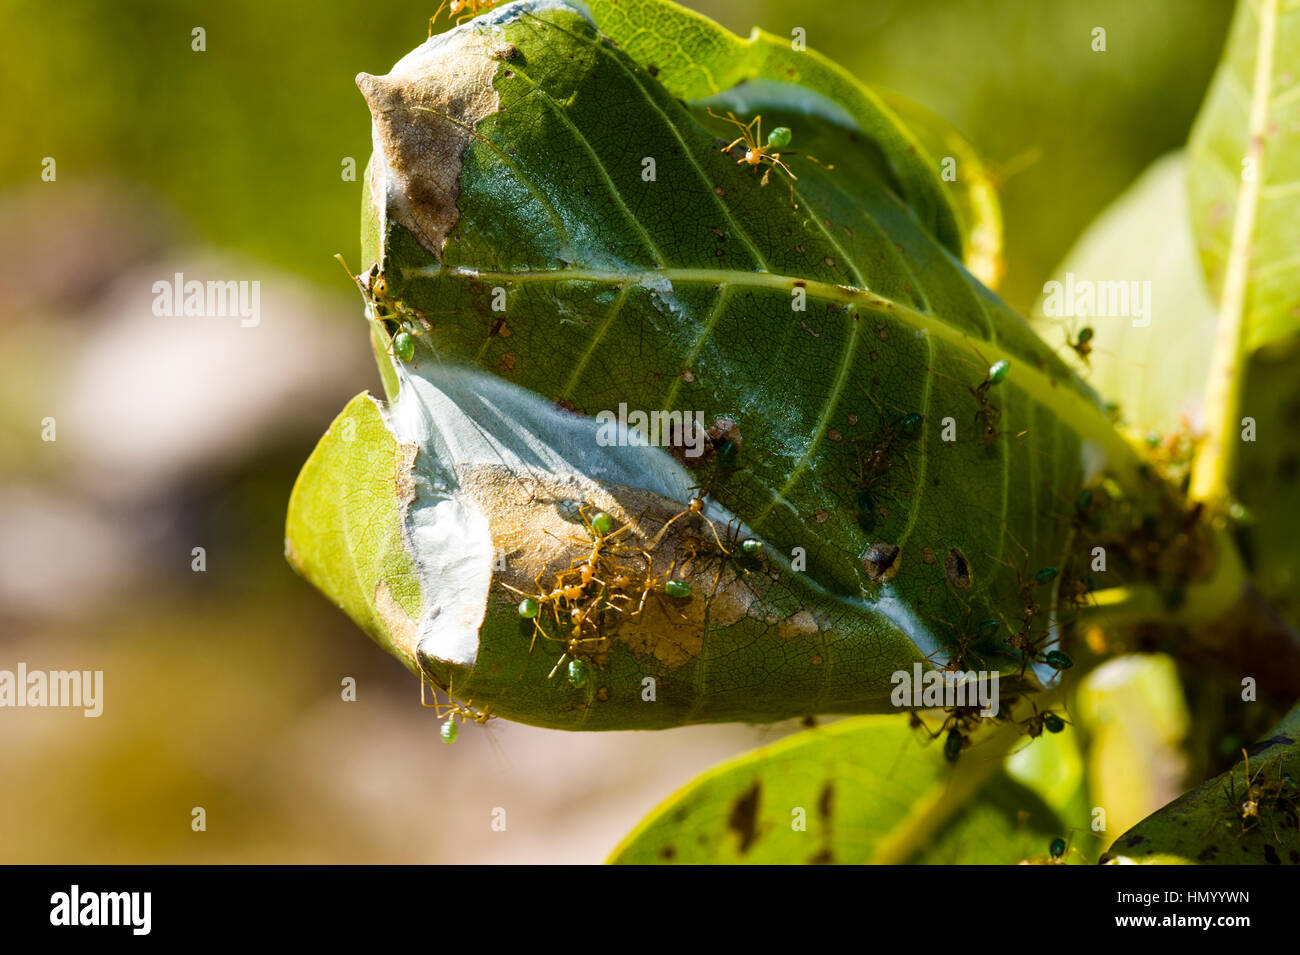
[1189,0,1280,506]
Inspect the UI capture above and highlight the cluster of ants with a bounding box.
[904,506,1094,766]
[416,492,763,745]
[500,497,765,690]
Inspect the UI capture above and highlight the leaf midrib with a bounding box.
[410,262,1146,486]
[1190,0,1282,503]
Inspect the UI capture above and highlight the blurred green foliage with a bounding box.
[0,0,1232,310]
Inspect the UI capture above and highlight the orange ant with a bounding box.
[984,528,1074,676]
[921,597,992,675]
[841,381,924,528]
[418,672,493,744]
[334,254,433,364]
[429,0,503,35]
[927,348,1011,449]
[505,502,696,682]
[677,517,767,604]
[706,108,834,208]
[1204,748,1298,841]
[648,492,731,557]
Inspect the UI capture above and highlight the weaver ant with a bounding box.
[706,108,835,208]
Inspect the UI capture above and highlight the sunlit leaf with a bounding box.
[1030,153,1217,439]
[1102,705,1300,864]
[608,714,1088,864]
[1187,0,1300,354]
[285,393,424,672]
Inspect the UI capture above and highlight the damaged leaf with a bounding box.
[292,0,1163,730]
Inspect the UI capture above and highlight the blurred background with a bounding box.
[0,0,1234,862]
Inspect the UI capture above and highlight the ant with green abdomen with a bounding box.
[926,349,1010,449]
[1020,702,1070,739]
[920,596,993,675]
[677,517,769,606]
[334,254,434,364]
[706,108,835,208]
[418,672,494,744]
[910,705,986,764]
[1019,829,1091,865]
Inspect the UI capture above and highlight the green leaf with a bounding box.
[1031,153,1218,439]
[580,0,964,259]
[1187,0,1300,355]
[1075,654,1192,847]
[284,392,424,673]
[608,714,1088,864]
[1102,704,1300,864]
[295,0,1162,729]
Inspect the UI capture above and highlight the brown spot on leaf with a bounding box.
[395,442,419,502]
[945,548,972,590]
[862,542,901,582]
[818,782,834,823]
[778,610,819,639]
[729,783,762,854]
[357,37,501,260]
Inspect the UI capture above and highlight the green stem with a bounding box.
[869,690,1062,864]
[1189,0,1279,506]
